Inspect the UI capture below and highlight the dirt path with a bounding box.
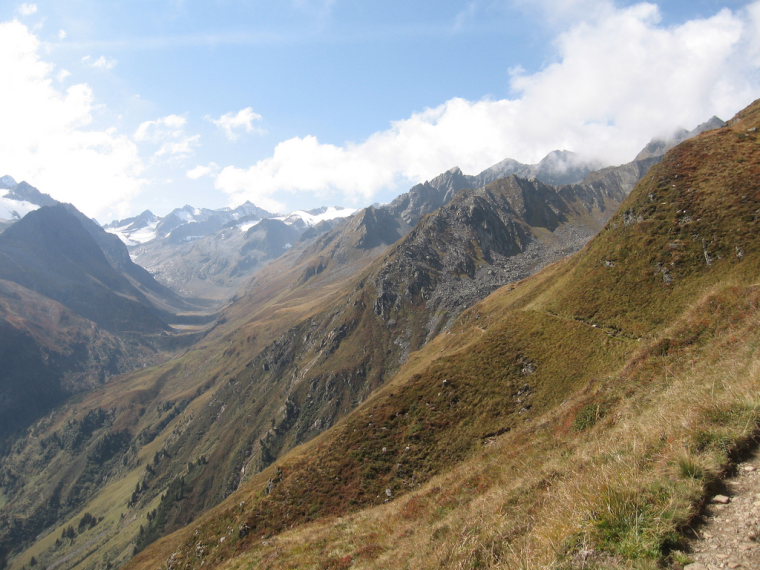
[684,450,760,569]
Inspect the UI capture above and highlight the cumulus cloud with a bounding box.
[17,3,37,16]
[0,20,143,220]
[186,163,218,180]
[210,107,264,140]
[135,114,199,158]
[135,115,186,141]
[82,54,118,70]
[215,1,760,210]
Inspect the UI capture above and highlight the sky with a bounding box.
[0,0,758,222]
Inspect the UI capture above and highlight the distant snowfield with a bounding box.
[276,206,356,226]
[108,204,356,247]
[0,189,38,220]
[238,206,356,233]
[108,220,160,246]
[237,221,259,232]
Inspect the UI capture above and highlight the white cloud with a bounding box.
[186,163,218,179]
[134,114,199,158]
[156,134,200,158]
[210,107,264,140]
[215,1,760,210]
[0,20,143,221]
[82,54,118,70]
[17,3,37,16]
[58,29,67,40]
[135,115,186,142]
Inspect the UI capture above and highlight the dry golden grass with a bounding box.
[128,100,760,570]
[12,102,760,570]
[196,282,759,570]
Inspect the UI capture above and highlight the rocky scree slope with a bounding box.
[125,101,758,570]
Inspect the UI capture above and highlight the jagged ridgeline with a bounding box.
[0,130,659,569]
[0,103,746,570]
[122,101,760,569]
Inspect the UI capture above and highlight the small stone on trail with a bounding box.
[712,495,731,504]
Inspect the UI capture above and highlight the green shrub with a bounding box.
[574,404,605,431]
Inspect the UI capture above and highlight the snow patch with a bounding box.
[108,220,160,246]
[279,206,356,227]
[0,196,38,220]
[238,220,260,232]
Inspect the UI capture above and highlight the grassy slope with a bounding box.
[9,159,633,570]
[128,100,760,569]
[2,233,382,570]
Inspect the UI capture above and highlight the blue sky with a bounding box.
[1,0,758,220]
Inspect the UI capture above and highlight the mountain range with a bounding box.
[0,105,752,570]
[127,101,755,570]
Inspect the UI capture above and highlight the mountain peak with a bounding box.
[635,115,726,161]
[0,175,17,189]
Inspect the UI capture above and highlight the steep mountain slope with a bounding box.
[0,145,655,570]
[387,150,604,226]
[0,206,170,334]
[64,205,202,316]
[0,117,726,570]
[0,279,149,446]
[0,204,208,447]
[123,101,758,570]
[121,150,609,302]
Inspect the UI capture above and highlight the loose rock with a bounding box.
[686,450,760,569]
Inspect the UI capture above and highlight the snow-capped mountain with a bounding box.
[104,210,161,245]
[106,202,356,300]
[0,176,58,226]
[274,206,357,230]
[105,201,274,246]
[106,202,356,247]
